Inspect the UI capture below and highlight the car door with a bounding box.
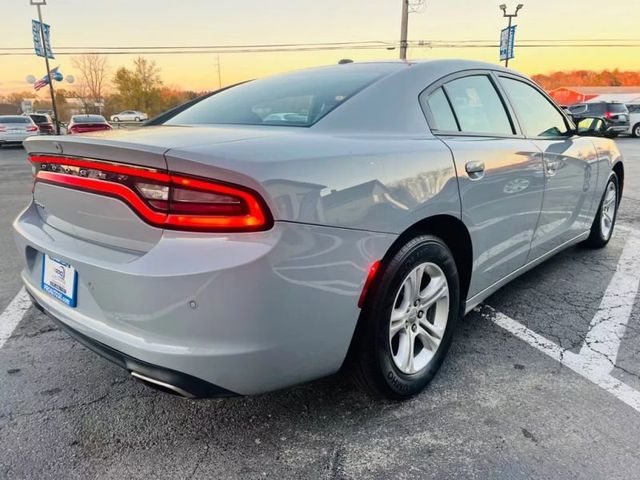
[421,72,545,297]
[497,75,600,260]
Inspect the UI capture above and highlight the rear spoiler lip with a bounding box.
[23,135,169,172]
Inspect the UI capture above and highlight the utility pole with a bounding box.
[31,0,60,134]
[499,3,523,68]
[399,0,409,60]
[216,54,222,89]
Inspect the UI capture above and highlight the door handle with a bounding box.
[545,159,559,176]
[465,161,485,179]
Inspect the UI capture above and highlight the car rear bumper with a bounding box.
[607,125,630,133]
[14,202,396,395]
[0,133,32,143]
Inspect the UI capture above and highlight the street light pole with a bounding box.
[399,0,409,60]
[499,3,523,68]
[31,0,60,134]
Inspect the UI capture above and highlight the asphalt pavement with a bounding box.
[1,140,640,479]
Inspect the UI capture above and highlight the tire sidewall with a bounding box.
[633,123,640,138]
[364,236,460,397]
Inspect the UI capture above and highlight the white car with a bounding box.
[627,104,640,137]
[110,110,148,122]
[0,115,39,146]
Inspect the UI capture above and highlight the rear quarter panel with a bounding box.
[165,134,461,234]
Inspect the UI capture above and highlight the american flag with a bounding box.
[33,66,59,91]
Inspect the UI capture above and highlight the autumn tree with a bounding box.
[533,69,640,90]
[112,56,163,114]
[71,54,109,106]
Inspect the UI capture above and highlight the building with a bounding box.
[548,86,640,106]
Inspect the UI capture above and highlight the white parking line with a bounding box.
[478,229,640,414]
[578,234,640,373]
[0,288,32,349]
[479,305,640,414]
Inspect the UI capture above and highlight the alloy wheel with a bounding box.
[389,262,449,374]
[600,180,617,240]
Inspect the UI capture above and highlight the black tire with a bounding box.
[632,123,640,138]
[584,173,619,248]
[353,235,460,399]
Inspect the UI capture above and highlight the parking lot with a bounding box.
[1,140,639,479]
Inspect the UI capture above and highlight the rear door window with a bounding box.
[423,88,459,131]
[607,104,628,113]
[443,75,514,135]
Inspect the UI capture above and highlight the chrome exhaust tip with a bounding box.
[130,371,196,399]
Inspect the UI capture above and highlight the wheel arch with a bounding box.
[612,161,624,201]
[342,214,473,372]
[370,214,473,310]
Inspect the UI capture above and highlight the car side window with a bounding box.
[424,88,459,131]
[442,75,513,135]
[500,77,569,138]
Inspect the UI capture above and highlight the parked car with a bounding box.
[28,113,55,135]
[626,103,640,137]
[0,115,39,146]
[67,114,112,135]
[15,60,623,400]
[110,110,148,122]
[567,101,630,137]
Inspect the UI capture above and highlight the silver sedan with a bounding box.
[0,115,39,146]
[14,60,623,399]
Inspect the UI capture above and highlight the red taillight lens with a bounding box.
[604,111,613,119]
[27,125,38,132]
[29,154,272,232]
[0,126,6,132]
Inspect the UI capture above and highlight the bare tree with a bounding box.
[71,54,109,110]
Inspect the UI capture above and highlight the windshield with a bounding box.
[0,116,31,124]
[166,64,398,127]
[73,115,106,123]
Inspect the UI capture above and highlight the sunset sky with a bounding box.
[1,0,639,96]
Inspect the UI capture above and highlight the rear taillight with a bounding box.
[29,154,272,232]
[27,125,38,132]
[604,111,613,119]
[0,126,6,132]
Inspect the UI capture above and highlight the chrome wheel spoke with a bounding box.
[418,318,444,340]
[419,275,448,310]
[416,325,440,351]
[390,311,407,336]
[407,264,425,300]
[393,332,413,373]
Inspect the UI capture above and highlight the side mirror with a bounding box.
[575,116,608,137]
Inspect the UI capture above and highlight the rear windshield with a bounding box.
[73,115,106,123]
[0,116,30,124]
[607,104,628,113]
[29,114,49,123]
[165,65,397,127]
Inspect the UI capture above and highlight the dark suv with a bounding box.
[567,102,630,137]
[27,113,55,135]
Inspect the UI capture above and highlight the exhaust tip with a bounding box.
[130,371,196,399]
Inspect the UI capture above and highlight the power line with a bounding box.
[1,38,640,52]
[1,40,639,56]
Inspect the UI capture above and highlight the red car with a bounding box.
[28,113,56,135]
[67,114,112,135]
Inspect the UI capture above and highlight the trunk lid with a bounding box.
[23,126,288,251]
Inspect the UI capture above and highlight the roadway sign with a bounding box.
[32,19,54,59]
[499,25,516,61]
